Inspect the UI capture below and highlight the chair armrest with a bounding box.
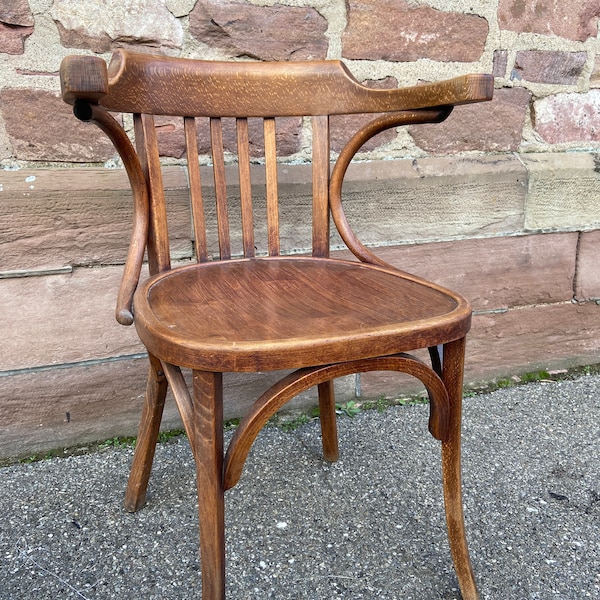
[60,56,149,326]
[330,76,494,268]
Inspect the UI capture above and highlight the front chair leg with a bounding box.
[125,354,168,512]
[192,370,226,600]
[318,379,339,461]
[440,337,478,600]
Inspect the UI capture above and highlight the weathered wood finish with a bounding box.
[60,50,492,600]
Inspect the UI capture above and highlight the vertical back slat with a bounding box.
[311,115,330,258]
[263,117,280,256]
[236,118,255,258]
[135,113,171,273]
[210,117,231,260]
[184,117,209,262]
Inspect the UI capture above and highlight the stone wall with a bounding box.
[1,0,600,458]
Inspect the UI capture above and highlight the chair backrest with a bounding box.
[60,50,493,324]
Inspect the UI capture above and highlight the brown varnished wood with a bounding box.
[184,116,209,262]
[263,118,280,256]
[236,118,255,258]
[92,49,493,117]
[210,117,231,260]
[192,370,225,600]
[133,257,470,372]
[317,379,338,461]
[135,113,171,274]
[160,362,196,448]
[60,50,490,600]
[223,354,450,491]
[124,354,167,512]
[81,104,148,325]
[60,55,108,105]
[441,337,478,600]
[311,115,330,258]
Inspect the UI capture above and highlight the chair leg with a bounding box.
[124,355,168,512]
[318,380,339,461]
[192,370,226,600]
[440,337,479,600]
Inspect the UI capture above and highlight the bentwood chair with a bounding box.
[60,50,493,599]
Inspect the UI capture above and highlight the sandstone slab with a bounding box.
[498,0,600,42]
[0,266,145,372]
[189,0,328,61]
[51,0,183,52]
[533,90,600,144]
[409,87,531,153]
[359,232,578,312]
[342,0,488,62]
[0,167,192,271]
[0,0,33,55]
[0,359,352,460]
[512,51,587,85]
[0,89,115,162]
[521,152,600,230]
[335,154,527,247]
[575,230,600,301]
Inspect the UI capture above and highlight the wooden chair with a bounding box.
[60,50,493,599]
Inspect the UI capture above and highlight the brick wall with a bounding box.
[1,0,600,458]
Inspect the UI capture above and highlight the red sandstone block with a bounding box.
[0,266,145,372]
[189,0,328,61]
[342,0,488,62]
[512,50,587,85]
[498,0,600,42]
[0,360,329,459]
[368,232,578,311]
[154,115,303,159]
[533,90,600,144]
[493,50,509,78]
[0,89,115,162]
[409,88,531,153]
[0,0,33,54]
[576,230,600,300]
[0,22,33,54]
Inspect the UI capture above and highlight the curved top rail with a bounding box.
[61,49,493,118]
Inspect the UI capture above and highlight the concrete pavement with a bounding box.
[1,374,598,599]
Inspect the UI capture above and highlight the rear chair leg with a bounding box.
[318,379,339,461]
[192,370,226,600]
[124,355,168,512]
[440,337,478,600]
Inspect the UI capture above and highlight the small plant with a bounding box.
[99,436,136,450]
[397,395,428,406]
[521,370,551,383]
[158,429,186,442]
[335,401,361,418]
[277,413,311,431]
[224,419,241,431]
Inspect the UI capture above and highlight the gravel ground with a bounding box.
[1,374,598,599]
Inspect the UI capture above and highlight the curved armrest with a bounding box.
[330,75,493,269]
[60,56,149,326]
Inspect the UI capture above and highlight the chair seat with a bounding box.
[133,257,471,372]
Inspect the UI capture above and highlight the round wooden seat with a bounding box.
[133,257,471,372]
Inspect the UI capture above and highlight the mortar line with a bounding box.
[0,353,148,378]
